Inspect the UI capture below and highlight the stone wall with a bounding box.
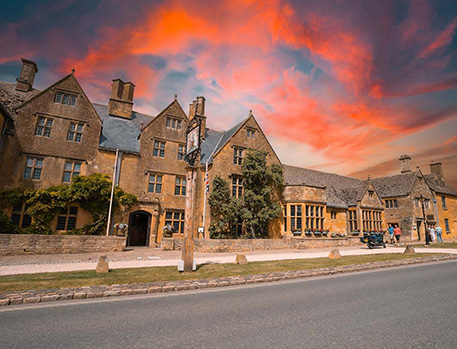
[162,237,361,252]
[0,234,126,255]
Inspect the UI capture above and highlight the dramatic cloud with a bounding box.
[1,0,457,185]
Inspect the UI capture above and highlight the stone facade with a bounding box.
[0,58,456,249]
[0,234,126,255]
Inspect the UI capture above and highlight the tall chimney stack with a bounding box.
[430,162,444,182]
[16,58,38,92]
[108,79,135,119]
[399,155,412,173]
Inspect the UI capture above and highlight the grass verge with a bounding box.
[413,242,457,249]
[0,253,443,293]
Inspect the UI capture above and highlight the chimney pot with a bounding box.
[430,162,444,182]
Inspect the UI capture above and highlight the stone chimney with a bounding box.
[16,58,38,92]
[399,155,411,173]
[430,162,444,181]
[108,79,135,119]
[188,96,207,139]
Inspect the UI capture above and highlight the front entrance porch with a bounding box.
[128,211,151,247]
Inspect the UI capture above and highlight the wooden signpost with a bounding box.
[181,112,201,272]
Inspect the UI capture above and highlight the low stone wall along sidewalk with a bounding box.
[1,254,456,307]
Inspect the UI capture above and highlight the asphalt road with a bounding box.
[1,261,457,349]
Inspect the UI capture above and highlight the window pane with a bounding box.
[70,123,76,131]
[74,163,81,171]
[35,158,43,167]
[21,215,32,228]
[55,93,62,103]
[11,214,21,226]
[75,133,82,142]
[56,216,67,230]
[148,184,154,192]
[157,175,162,183]
[70,96,77,106]
[26,157,34,166]
[46,119,53,127]
[67,217,77,230]
[76,124,83,132]
[166,212,173,219]
[63,95,69,104]
[67,131,74,141]
[156,184,162,193]
[64,162,73,170]
[23,167,31,179]
[63,171,71,183]
[32,168,42,180]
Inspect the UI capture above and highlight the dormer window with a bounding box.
[247,128,256,138]
[55,92,77,106]
[166,117,182,130]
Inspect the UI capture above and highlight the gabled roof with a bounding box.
[94,104,154,154]
[283,165,364,208]
[424,174,457,197]
[370,172,418,198]
[0,81,41,118]
[142,99,187,132]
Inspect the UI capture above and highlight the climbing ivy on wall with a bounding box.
[0,173,137,235]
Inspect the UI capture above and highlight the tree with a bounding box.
[208,176,237,238]
[240,151,283,238]
[208,151,283,239]
[0,173,137,235]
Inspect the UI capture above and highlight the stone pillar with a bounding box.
[182,166,197,272]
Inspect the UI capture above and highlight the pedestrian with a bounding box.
[429,226,436,243]
[436,225,443,243]
[394,225,402,246]
[388,224,395,244]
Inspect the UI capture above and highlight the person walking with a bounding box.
[388,224,395,244]
[429,226,436,243]
[394,225,402,246]
[436,225,443,243]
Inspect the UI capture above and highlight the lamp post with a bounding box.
[419,195,430,246]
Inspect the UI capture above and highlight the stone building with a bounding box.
[282,165,385,237]
[0,59,280,246]
[425,162,457,240]
[0,58,456,244]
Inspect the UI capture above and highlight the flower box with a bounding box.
[292,230,302,236]
[304,230,312,236]
[313,231,322,236]
[352,231,360,236]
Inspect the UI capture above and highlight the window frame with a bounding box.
[233,147,243,165]
[177,144,185,160]
[54,91,77,107]
[231,175,243,198]
[153,140,166,157]
[11,203,32,228]
[67,122,84,143]
[164,210,185,236]
[56,206,78,231]
[166,117,182,130]
[174,176,186,196]
[62,161,82,183]
[23,157,43,180]
[35,116,53,138]
[148,173,163,193]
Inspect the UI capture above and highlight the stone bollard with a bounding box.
[328,248,341,259]
[96,256,109,273]
[235,254,248,265]
[403,245,415,255]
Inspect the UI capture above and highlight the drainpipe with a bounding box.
[106,149,119,236]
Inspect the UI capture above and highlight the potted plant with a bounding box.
[352,230,360,236]
[338,233,345,238]
[314,229,322,236]
[292,230,302,236]
[304,229,312,236]
[321,229,328,236]
[162,224,176,238]
[331,233,337,238]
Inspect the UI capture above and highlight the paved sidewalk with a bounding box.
[1,245,456,276]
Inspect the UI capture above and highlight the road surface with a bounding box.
[1,260,456,348]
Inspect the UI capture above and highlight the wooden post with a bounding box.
[182,165,196,272]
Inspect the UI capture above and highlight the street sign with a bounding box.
[186,125,200,156]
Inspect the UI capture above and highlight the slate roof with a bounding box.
[424,174,457,197]
[283,165,365,208]
[370,172,417,198]
[200,128,224,163]
[93,104,154,154]
[0,81,41,118]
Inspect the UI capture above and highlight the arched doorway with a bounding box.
[128,211,151,246]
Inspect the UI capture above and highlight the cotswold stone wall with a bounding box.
[0,234,126,255]
[162,237,361,252]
